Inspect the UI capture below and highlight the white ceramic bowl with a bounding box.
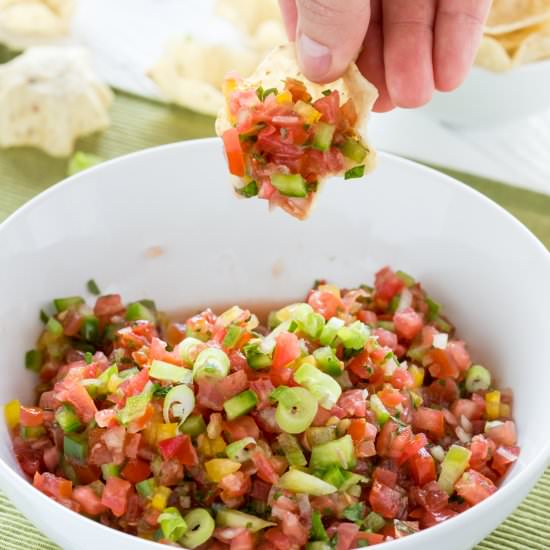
[1,139,550,550]
[421,61,550,127]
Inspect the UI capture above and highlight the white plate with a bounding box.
[1,139,550,550]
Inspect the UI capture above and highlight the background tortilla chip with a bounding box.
[486,0,550,34]
[475,36,513,71]
[215,0,280,35]
[513,20,550,63]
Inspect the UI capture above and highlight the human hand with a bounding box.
[278,0,492,112]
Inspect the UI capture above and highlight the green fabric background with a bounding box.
[1,91,550,550]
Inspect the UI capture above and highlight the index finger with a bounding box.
[279,0,298,40]
[434,0,492,91]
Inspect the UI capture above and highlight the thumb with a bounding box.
[295,0,370,83]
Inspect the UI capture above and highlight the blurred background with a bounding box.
[1,0,550,219]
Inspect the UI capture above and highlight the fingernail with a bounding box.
[298,33,332,80]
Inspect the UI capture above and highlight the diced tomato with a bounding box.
[398,433,428,466]
[428,348,460,379]
[285,78,311,103]
[43,446,60,472]
[410,447,437,486]
[251,451,279,484]
[33,471,72,500]
[393,307,424,341]
[264,528,297,550]
[424,378,460,406]
[455,469,497,505]
[357,310,377,325]
[390,368,414,390]
[257,126,303,159]
[94,294,125,319]
[313,91,340,124]
[19,406,44,427]
[250,479,272,501]
[220,471,252,499]
[308,290,342,320]
[121,459,151,484]
[451,399,484,421]
[158,458,184,487]
[491,446,520,476]
[355,532,384,546]
[120,367,150,398]
[249,378,275,410]
[197,370,248,411]
[334,522,359,550]
[412,407,445,440]
[223,128,246,177]
[369,480,403,519]
[101,476,131,517]
[356,439,377,458]
[272,332,301,371]
[338,389,367,417]
[378,388,406,409]
[420,507,458,529]
[73,485,108,516]
[224,416,260,442]
[95,408,118,428]
[447,340,471,371]
[348,418,375,442]
[373,467,397,488]
[158,434,198,467]
[57,382,98,423]
[486,420,517,446]
[376,420,398,457]
[375,267,405,302]
[253,407,281,434]
[230,529,255,550]
[469,434,494,470]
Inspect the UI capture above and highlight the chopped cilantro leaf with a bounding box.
[344,165,366,180]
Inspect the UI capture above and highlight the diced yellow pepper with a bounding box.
[205,459,241,482]
[409,365,425,387]
[500,403,511,419]
[276,90,292,104]
[318,284,341,299]
[156,423,178,443]
[295,355,316,370]
[151,486,171,511]
[485,390,501,420]
[294,100,322,124]
[409,391,423,409]
[197,434,227,457]
[4,400,20,430]
[222,78,238,99]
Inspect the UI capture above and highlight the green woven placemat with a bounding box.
[1,91,550,550]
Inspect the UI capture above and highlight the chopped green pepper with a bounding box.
[25,349,43,372]
[223,390,258,421]
[64,434,87,462]
[53,296,84,312]
[270,174,308,198]
[340,138,367,163]
[312,122,335,152]
[55,405,81,433]
[277,433,307,467]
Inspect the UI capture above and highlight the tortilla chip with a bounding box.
[0,0,74,49]
[474,36,513,71]
[250,19,287,54]
[485,0,550,34]
[215,43,378,219]
[0,46,112,157]
[493,22,546,52]
[513,20,550,63]
[215,0,280,35]
[148,37,259,116]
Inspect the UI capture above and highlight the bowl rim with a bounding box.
[1,137,550,549]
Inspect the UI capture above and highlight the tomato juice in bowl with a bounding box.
[0,139,550,550]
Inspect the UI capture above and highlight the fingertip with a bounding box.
[373,95,395,113]
[279,0,298,40]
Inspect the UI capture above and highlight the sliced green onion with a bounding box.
[309,434,356,470]
[64,434,87,462]
[340,138,367,163]
[101,463,120,480]
[180,415,206,438]
[279,469,337,496]
[310,510,329,542]
[225,437,257,462]
[150,360,192,384]
[25,349,43,373]
[396,270,416,287]
[434,316,452,333]
[340,471,368,492]
[312,122,335,152]
[178,337,203,365]
[337,321,370,350]
[369,394,390,425]
[293,304,325,339]
[53,296,84,312]
[193,348,230,380]
[366,511,386,532]
[180,509,215,549]
[118,390,152,425]
[223,325,244,348]
[465,364,492,393]
[125,302,156,322]
[273,386,318,434]
[313,346,343,376]
[294,363,342,409]
[80,316,99,342]
[216,509,275,532]
[322,465,346,488]
[46,317,63,337]
[223,390,258,421]
[270,173,307,198]
[277,433,307,467]
[136,477,156,497]
[319,317,345,346]
[163,384,195,425]
[86,279,101,296]
[238,180,259,198]
[97,365,118,392]
[158,507,188,542]
[344,165,365,180]
[55,405,81,433]
[243,340,272,369]
[438,444,471,495]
